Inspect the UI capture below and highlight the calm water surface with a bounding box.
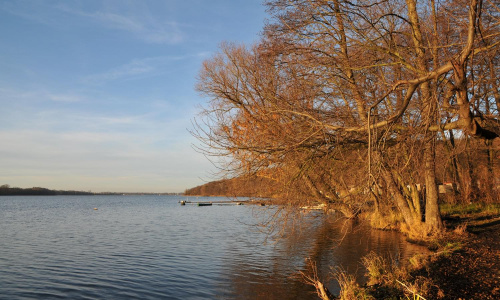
[0,196,427,299]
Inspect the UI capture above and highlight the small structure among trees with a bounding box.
[193,0,499,238]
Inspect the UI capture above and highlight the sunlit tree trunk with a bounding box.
[406,0,443,231]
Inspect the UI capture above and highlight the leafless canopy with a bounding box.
[193,0,499,237]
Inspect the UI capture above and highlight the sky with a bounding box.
[0,0,267,193]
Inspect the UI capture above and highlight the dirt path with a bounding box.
[420,218,500,299]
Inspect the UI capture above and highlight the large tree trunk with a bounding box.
[406,0,443,233]
[423,141,443,231]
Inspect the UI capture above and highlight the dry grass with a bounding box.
[333,268,373,300]
[325,242,467,299]
[360,252,437,299]
[408,254,428,270]
[396,278,432,300]
[362,252,390,285]
[369,209,403,231]
[453,223,468,235]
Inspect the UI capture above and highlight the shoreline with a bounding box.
[334,208,500,299]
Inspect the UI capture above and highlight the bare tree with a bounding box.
[193,0,499,237]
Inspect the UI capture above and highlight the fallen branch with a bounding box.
[300,259,335,300]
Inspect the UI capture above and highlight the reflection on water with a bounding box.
[0,196,427,299]
[223,210,428,298]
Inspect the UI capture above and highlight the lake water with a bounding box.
[0,195,427,299]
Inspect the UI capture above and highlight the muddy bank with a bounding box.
[374,217,500,299]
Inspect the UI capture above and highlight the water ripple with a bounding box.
[0,196,428,299]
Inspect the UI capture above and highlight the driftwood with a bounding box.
[300,259,335,300]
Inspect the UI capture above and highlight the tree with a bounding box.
[194,0,499,238]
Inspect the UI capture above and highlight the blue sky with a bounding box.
[0,0,267,193]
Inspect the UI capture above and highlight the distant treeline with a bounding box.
[184,176,276,197]
[0,185,94,196]
[0,185,183,196]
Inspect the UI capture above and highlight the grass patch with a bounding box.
[435,242,463,257]
[440,203,500,217]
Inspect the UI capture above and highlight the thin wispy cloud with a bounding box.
[0,0,57,26]
[0,87,38,100]
[83,58,156,83]
[82,55,196,84]
[90,11,184,44]
[0,1,185,45]
[46,93,84,103]
[0,87,84,103]
[56,3,184,44]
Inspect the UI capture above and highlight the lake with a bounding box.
[0,195,427,299]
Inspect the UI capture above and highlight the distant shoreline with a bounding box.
[0,185,182,196]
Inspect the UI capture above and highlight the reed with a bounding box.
[333,268,373,300]
[362,252,389,285]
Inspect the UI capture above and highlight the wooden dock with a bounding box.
[179,200,246,206]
